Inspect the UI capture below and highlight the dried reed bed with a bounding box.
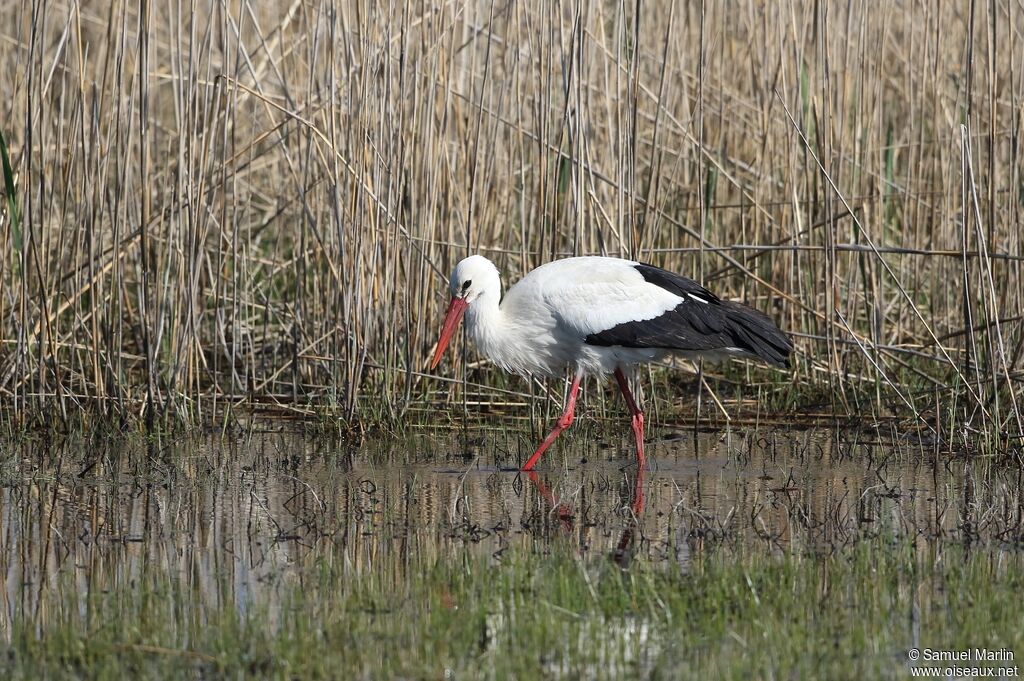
[0,1,1021,445]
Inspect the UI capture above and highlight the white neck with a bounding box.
[465,287,503,359]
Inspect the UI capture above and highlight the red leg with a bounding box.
[614,368,645,468]
[521,373,583,471]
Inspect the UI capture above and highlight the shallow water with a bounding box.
[1,426,1020,639]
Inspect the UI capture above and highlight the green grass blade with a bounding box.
[0,128,20,255]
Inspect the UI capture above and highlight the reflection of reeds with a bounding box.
[3,431,1023,675]
[0,3,1020,445]
[2,429,1021,640]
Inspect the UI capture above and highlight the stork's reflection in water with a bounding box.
[523,468,646,568]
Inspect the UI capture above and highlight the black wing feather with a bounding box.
[584,264,793,367]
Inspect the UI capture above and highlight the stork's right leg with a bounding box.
[521,373,583,471]
[614,368,646,468]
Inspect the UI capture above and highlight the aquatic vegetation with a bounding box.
[1,429,1022,679]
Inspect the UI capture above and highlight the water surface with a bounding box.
[3,425,1017,640]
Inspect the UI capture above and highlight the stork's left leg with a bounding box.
[521,373,583,471]
[613,368,645,468]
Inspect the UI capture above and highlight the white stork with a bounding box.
[430,255,792,470]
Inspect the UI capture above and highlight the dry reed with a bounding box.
[0,1,1021,449]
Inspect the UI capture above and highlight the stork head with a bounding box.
[430,255,501,369]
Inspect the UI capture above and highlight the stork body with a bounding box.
[431,255,792,470]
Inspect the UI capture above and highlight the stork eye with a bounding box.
[462,280,472,291]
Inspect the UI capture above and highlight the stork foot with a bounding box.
[631,412,645,468]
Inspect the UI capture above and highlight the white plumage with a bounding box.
[431,255,792,471]
[454,256,701,377]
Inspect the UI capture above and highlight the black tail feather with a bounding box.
[721,300,793,368]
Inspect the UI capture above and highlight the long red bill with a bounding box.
[430,297,469,369]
